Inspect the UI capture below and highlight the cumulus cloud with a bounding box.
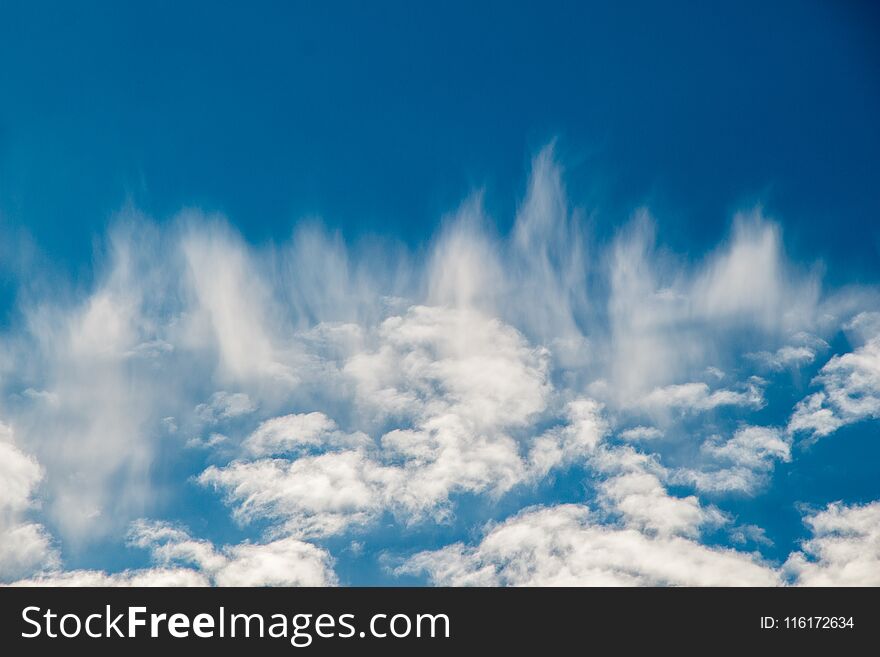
[675,426,792,494]
[0,423,59,579]
[10,568,211,587]
[585,443,726,538]
[242,412,370,457]
[398,504,778,586]
[201,450,401,538]
[200,308,605,538]
[729,524,773,547]
[639,380,764,414]
[11,519,336,587]
[527,399,608,480]
[788,322,880,438]
[128,520,337,587]
[784,501,880,586]
[746,333,827,371]
[598,468,722,538]
[757,346,817,370]
[618,426,664,442]
[700,426,791,470]
[345,305,550,428]
[402,438,870,588]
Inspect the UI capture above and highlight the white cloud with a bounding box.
[202,393,607,541]
[427,198,505,313]
[0,424,59,580]
[345,305,550,428]
[401,496,880,587]
[787,394,843,438]
[21,388,59,405]
[675,426,791,494]
[505,145,589,363]
[129,520,337,587]
[846,311,880,342]
[619,426,664,442]
[195,391,258,424]
[10,568,211,587]
[202,305,572,537]
[399,504,778,586]
[598,470,720,538]
[0,143,875,587]
[527,399,608,480]
[201,450,401,537]
[214,538,336,587]
[10,519,337,587]
[788,323,880,438]
[639,380,764,414]
[243,412,369,457]
[604,212,822,405]
[701,426,790,469]
[0,523,58,583]
[729,524,773,547]
[691,216,819,330]
[747,344,821,371]
[784,501,880,586]
[186,432,228,450]
[126,520,224,567]
[0,222,201,545]
[590,444,727,537]
[178,221,294,385]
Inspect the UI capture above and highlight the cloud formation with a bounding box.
[199,308,605,538]
[398,504,778,586]
[675,426,792,495]
[788,314,880,439]
[0,424,58,579]
[784,501,880,586]
[0,144,878,586]
[14,519,336,587]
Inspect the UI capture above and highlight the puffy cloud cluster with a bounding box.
[586,443,726,538]
[747,332,828,372]
[784,501,880,586]
[240,411,368,456]
[396,431,783,586]
[402,495,880,587]
[398,504,778,586]
[0,424,59,579]
[200,308,606,538]
[639,380,764,414]
[14,520,336,587]
[11,568,209,587]
[788,316,880,438]
[675,426,792,494]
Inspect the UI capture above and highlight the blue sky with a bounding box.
[0,1,879,586]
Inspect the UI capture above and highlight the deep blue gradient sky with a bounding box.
[1,1,879,586]
[2,1,879,279]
